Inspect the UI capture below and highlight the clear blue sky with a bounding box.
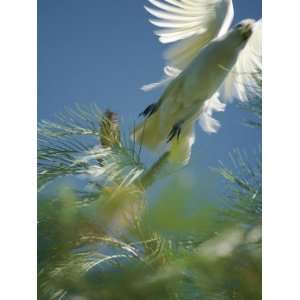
[38,0,261,198]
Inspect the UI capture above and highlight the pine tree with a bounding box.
[38,93,262,300]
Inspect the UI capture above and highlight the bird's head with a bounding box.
[235,19,256,41]
[225,19,256,50]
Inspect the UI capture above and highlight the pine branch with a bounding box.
[38,98,262,300]
[138,151,170,188]
[38,105,144,191]
[214,147,262,225]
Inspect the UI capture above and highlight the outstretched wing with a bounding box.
[220,19,262,102]
[141,65,181,92]
[142,0,234,91]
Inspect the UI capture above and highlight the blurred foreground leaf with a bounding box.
[38,102,261,300]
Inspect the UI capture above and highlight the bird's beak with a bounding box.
[241,23,253,40]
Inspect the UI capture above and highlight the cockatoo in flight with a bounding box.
[133,0,262,165]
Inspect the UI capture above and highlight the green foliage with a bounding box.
[38,102,261,300]
[215,147,261,226]
[38,105,144,192]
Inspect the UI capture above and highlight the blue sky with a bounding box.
[38,0,261,198]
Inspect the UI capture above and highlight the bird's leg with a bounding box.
[139,103,159,118]
[167,121,183,143]
[167,103,200,143]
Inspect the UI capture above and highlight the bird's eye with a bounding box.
[236,24,243,29]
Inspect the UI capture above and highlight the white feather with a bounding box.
[198,93,226,133]
[142,0,234,90]
[136,3,262,165]
[220,19,262,102]
[141,66,181,92]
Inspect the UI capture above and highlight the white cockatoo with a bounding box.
[133,0,262,165]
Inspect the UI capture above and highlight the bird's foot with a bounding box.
[167,122,182,143]
[139,103,158,118]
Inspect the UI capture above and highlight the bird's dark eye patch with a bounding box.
[236,24,243,29]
